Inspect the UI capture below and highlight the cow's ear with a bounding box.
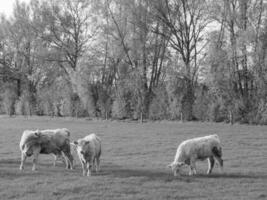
[34,130,41,137]
[167,163,172,168]
[73,141,78,145]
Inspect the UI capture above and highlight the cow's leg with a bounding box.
[32,150,40,171]
[189,158,197,175]
[62,151,73,170]
[92,158,96,171]
[87,160,93,176]
[81,161,87,176]
[67,153,73,170]
[189,165,196,175]
[96,157,100,172]
[174,169,178,177]
[61,151,73,170]
[207,156,215,174]
[214,156,223,173]
[54,154,66,167]
[53,154,57,167]
[61,152,68,169]
[20,153,27,170]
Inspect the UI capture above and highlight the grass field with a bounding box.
[0,116,266,200]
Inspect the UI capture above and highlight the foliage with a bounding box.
[148,86,169,120]
[0,0,267,124]
[1,84,17,116]
[15,92,31,116]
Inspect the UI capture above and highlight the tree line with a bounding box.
[0,0,266,124]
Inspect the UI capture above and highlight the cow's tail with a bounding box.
[212,146,222,158]
[63,139,74,169]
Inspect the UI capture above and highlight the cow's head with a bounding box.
[21,130,42,157]
[167,162,185,176]
[72,140,90,156]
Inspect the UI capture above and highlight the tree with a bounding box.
[0,0,46,115]
[209,0,267,123]
[153,0,210,120]
[106,0,169,121]
[36,0,101,116]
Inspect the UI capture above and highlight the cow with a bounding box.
[19,128,74,171]
[72,133,101,176]
[51,129,75,167]
[52,145,76,167]
[168,134,223,176]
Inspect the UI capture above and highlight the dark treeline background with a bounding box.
[0,0,266,124]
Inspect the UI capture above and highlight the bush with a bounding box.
[1,86,17,116]
[207,102,227,122]
[97,88,112,119]
[15,93,31,115]
[149,87,169,120]
[253,100,267,125]
[193,85,209,121]
[62,93,87,117]
[111,97,128,119]
[167,97,181,120]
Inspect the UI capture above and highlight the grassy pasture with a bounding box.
[0,116,266,200]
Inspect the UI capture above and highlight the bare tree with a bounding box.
[37,0,101,115]
[106,0,169,121]
[153,0,210,120]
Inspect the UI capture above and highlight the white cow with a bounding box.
[168,134,223,176]
[72,133,101,176]
[52,128,71,167]
[19,128,73,171]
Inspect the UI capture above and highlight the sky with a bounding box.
[0,0,30,17]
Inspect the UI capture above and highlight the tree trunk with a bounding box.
[229,110,234,125]
[240,0,249,108]
[17,79,21,97]
[65,68,95,117]
[181,78,194,121]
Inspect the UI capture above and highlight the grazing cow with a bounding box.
[19,128,73,171]
[168,134,223,176]
[72,133,101,176]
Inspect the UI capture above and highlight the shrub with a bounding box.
[2,87,17,116]
[111,96,128,119]
[207,102,227,122]
[15,93,31,115]
[149,87,169,120]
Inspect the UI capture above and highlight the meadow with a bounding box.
[0,116,266,200]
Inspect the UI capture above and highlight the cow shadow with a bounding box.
[0,159,50,179]
[99,163,195,182]
[100,162,267,181]
[194,172,267,179]
[1,159,267,181]
[0,158,80,179]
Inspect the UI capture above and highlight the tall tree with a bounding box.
[153,0,210,120]
[37,0,101,116]
[0,0,46,115]
[106,0,169,120]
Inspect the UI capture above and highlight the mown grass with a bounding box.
[0,116,266,200]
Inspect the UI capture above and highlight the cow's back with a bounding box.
[39,129,71,153]
[41,129,70,144]
[177,135,221,161]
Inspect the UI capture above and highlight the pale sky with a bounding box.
[0,0,30,17]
